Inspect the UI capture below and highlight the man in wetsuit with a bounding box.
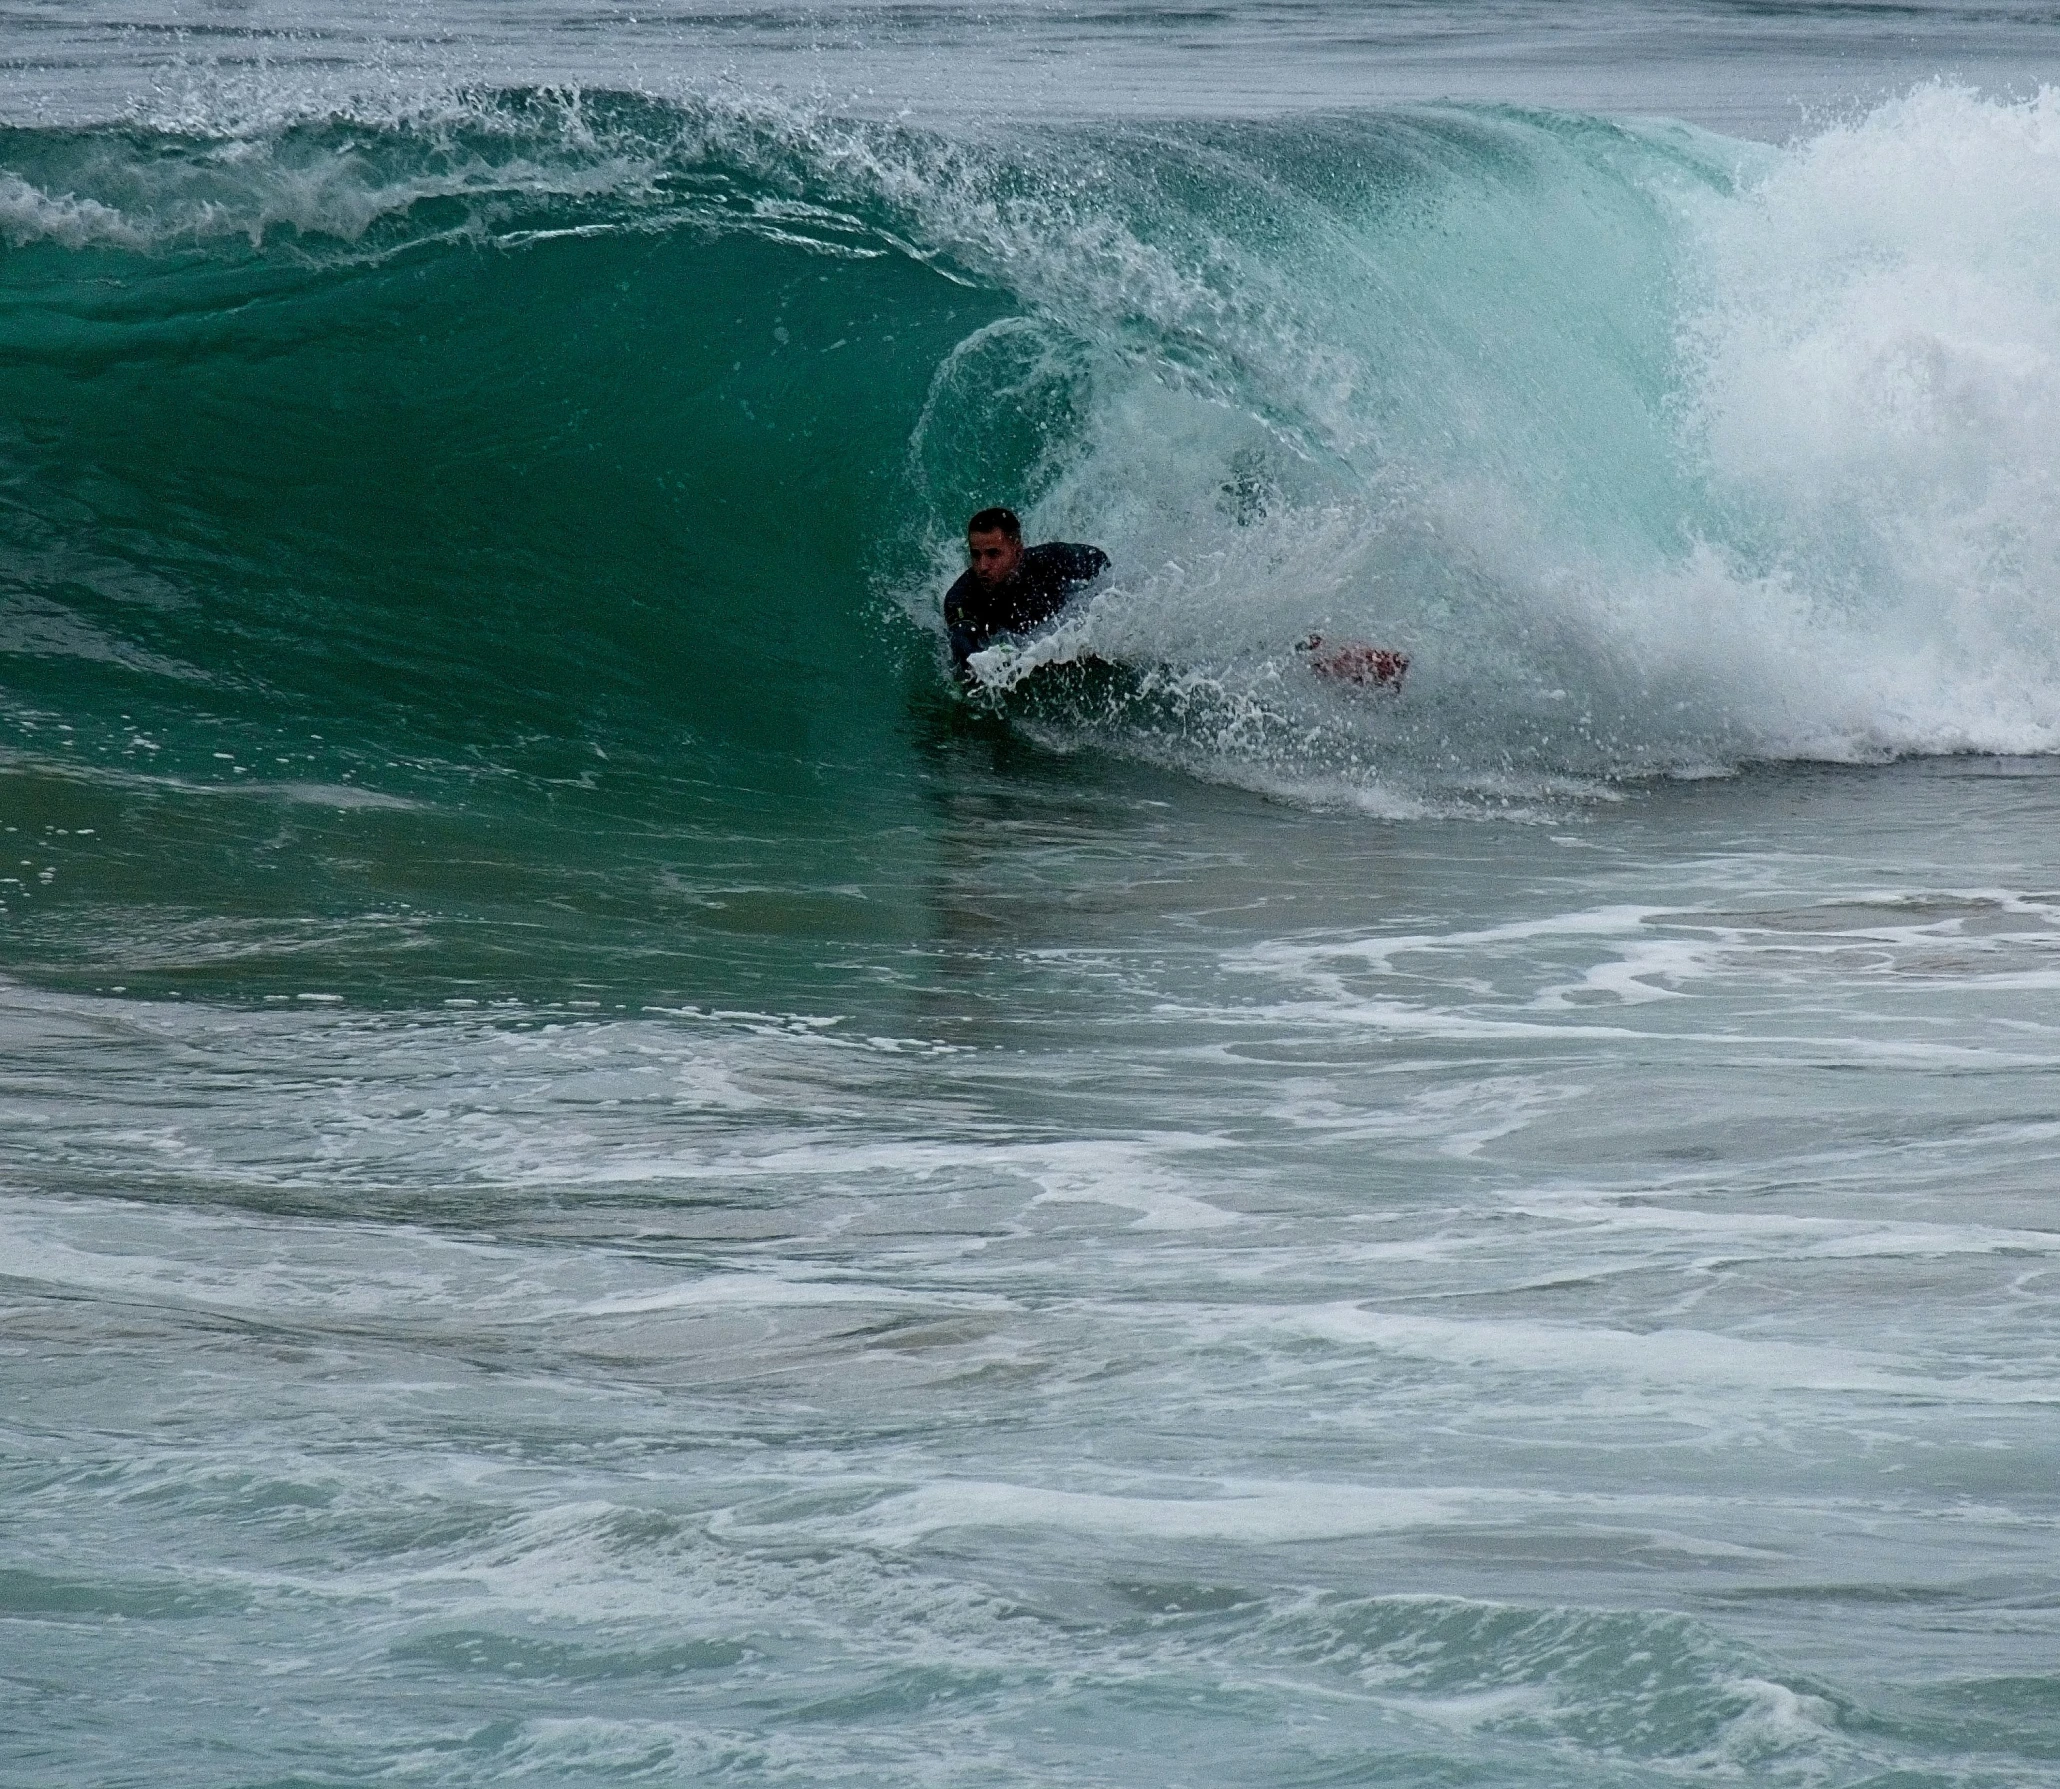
[944,506,1109,677]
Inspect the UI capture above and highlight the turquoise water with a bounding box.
[6,7,2060,1785]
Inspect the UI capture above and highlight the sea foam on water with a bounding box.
[5,25,2060,1788]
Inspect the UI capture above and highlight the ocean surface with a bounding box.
[6,4,2060,1785]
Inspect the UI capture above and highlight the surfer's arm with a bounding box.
[1009,542,1111,635]
[1037,542,1110,588]
[943,573,985,672]
[947,619,981,672]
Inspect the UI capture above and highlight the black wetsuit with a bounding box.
[944,542,1110,674]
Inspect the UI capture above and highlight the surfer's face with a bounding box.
[967,529,1023,586]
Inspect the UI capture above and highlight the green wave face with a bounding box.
[0,97,1023,777]
[6,86,2060,997]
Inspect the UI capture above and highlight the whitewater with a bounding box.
[5,4,2060,1786]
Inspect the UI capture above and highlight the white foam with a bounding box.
[1232,905,1664,982]
[0,170,144,248]
[801,1478,1486,1548]
[1512,1198,2060,1263]
[579,1274,1013,1316]
[1277,1302,2056,1403]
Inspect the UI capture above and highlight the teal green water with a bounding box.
[7,61,2060,1789]
[9,88,2060,997]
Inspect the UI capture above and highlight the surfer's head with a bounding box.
[966,507,1024,587]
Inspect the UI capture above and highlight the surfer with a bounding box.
[942,504,1408,694]
[944,507,1109,677]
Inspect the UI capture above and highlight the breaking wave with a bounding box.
[4,81,2059,809]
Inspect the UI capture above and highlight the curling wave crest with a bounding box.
[4,82,2058,809]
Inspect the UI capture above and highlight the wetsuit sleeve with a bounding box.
[1015,542,1110,629]
[1044,543,1109,585]
[943,570,984,670]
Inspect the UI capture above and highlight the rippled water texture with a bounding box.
[6,4,2060,1786]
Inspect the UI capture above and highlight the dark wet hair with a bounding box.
[967,506,1021,541]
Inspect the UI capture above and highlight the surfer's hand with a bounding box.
[1297,634,1408,689]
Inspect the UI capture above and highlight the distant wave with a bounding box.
[4,83,2058,810]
